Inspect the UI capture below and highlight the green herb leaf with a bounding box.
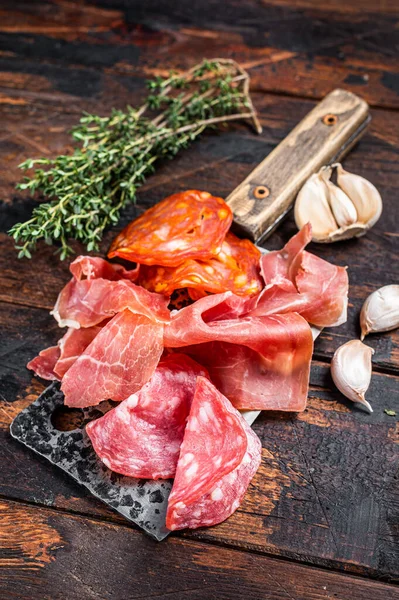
[384,409,397,416]
[10,58,261,260]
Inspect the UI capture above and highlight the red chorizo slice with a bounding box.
[108,190,232,267]
[139,233,263,297]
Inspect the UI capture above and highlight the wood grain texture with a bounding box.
[227,88,369,241]
[1,296,398,580]
[1,498,399,600]
[0,0,398,109]
[0,0,398,595]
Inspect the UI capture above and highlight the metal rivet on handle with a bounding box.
[253,185,270,199]
[322,113,338,126]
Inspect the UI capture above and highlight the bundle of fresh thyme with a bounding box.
[10,58,261,260]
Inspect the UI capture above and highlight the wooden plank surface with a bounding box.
[1,498,399,600]
[0,0,398,596]
[1,299,398,580]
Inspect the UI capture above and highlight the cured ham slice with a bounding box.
[62,309,164,408]
[108,190,232,267]
[166,377,261,531]
[86,355,209,479]
[164,292,313,411]
[250,224,348,327]
[28,325,103,381]
[27,345,60,381]
[53,325,104,378]
[52,278,170,329]
[69,255,139,282]
[138,232,262,298]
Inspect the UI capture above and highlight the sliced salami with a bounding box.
[86,355,209,479]
[166,377,262,531]
[108,190,233,267]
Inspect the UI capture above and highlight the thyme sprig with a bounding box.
[9,58,261,260]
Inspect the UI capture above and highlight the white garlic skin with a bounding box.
[323,176,358,228]
[360,285,399,340]
[294,172,337,240]
[294,164,383,243]
[331,340,374,413]
[335,164,383,228]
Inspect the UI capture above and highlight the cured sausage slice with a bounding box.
[138,232,262,297]
[250,224,348,327]
[62,309,164,408]
[86,355,209,479]
[166,377,261,531]
[108,190,232,267]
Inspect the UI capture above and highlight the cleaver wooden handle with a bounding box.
[226,88,370,243]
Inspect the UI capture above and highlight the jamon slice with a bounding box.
[54,325,103,378]
[108,190,233,267]
[28,325,103,381]
[138,232,262,298]
[166,377,261,531]
[164,292,313,411]
[62,309,164,407]
[52,278,170,329]
[27,345,60,381]
[250,224,348,327]
[69,255,139,282]
[86,355,209,479]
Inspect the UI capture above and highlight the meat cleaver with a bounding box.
[10,89,370,541]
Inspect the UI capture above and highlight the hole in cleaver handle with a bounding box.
[226,88,370,244]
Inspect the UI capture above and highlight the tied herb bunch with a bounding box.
[10,58,261,260]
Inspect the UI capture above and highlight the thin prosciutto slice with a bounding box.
[27,345,61,381]
[28,325,103,381]
[164,292,313,411]
[62,309,164,408]
[249,224,348,327]
[86,355,209,479]
[51,255,169,329]
[166,377,261,531]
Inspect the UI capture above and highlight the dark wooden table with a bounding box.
[1,1,398,598]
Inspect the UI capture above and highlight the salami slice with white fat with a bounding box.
[166,376,262,531]
[86,355,209,479]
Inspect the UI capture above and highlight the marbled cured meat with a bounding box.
[138,232,262,298]
[52,278,170,329]
[86,355,209,479]
[62,309,164,407]
[28,325,103,381]
[164,292,313,411]
[166,377,261,531]
[108,190,232,267]
[249,224,348,327]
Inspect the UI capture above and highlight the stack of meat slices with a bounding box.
[28,190,348,532]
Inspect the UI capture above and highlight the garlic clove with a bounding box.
[294,172,338,241]
[335,163,382,227]
[331,339,374,413]
[327,223,368,242]
[360,284,399,340]
[320,170,358,228]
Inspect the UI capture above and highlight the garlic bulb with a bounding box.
[331,340,374,413]
[360,285,399,340]
[335,164,382,227]
[294,170,337,241]
[294,164,382,243]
